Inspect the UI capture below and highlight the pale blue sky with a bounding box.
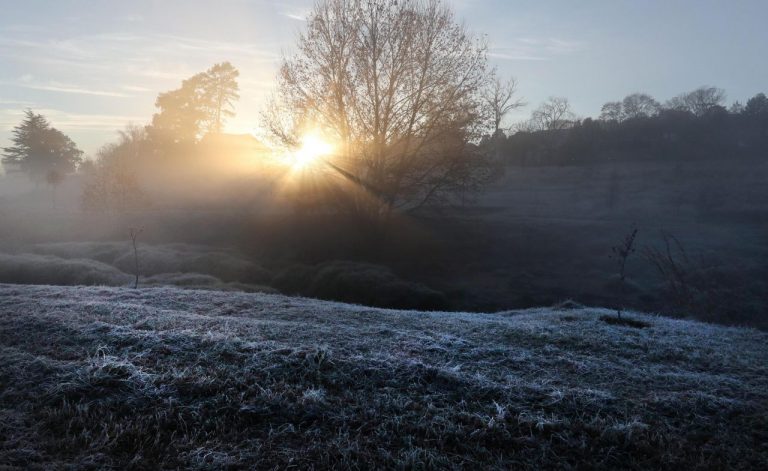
[1,0,766,156]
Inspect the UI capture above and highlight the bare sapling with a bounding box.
[129,227,143,289]
[611,227,638,319]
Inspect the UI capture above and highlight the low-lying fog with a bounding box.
[2,151,767,329]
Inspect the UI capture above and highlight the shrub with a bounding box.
[31,242,271,285]
[0,253,132,286]
[273,261,448,310]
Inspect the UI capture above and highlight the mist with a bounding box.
[1,1,767,469]
[2,102,766,327]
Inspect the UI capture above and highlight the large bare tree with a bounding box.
[529,97,575,131]
[264,0,494,213]
[484,76,525,135]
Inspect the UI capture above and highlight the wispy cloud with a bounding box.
[121,15,144,23]
[281,10,308,21]
[271,0,310,21]
[13,81,131,98]
[490,37,585,62]
[488,52,549,62]
[121,85,154,93]
[0,107,146,131]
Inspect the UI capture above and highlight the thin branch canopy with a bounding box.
[264,0,495,212]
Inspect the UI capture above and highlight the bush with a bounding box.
[113,245,271,284]
[0,253,132,286]
[273,261,448,310]
[32,242,271,284]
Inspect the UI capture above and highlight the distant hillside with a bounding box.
[1,284,766,469]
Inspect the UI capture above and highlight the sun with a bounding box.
[292,132,333,169]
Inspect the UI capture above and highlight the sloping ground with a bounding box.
[0,285,766,469]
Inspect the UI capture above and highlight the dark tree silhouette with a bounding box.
[152,76,207,143]
[611,228,638,320]
[599,101,624,122]
[528,97,575,131]
[745,93,768,116]
[129,227,143,289]
[484,76,525,135]
[2,110,82,183]
[599,93,660,122]
[666,86,726,116]
[621,93,660,120]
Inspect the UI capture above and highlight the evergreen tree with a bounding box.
[1,109,83,182]
[200,62,240,134]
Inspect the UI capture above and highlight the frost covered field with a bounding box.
[1,284,766,469]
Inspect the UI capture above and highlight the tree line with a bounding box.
[3,0,767,215]
[493,88,768,166]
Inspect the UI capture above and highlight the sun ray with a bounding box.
[291,132,333,169]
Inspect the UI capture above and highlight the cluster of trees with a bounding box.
[6,0,765,215]
[495,88,768,166]
[6,0,513,215]
[80,126,149,211]
[2,62,241,210]
[82,62,240,210]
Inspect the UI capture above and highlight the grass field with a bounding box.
[1,284,766,469]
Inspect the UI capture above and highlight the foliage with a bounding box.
[1,109,82,182]
[665,86,726,116]
[151,62,240,143]
[500,89,768,166]
[600,93,660,122]
[745,92,768,116]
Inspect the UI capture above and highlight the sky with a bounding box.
[1,0,767,157]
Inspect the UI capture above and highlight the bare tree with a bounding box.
[643,231,693,312]
[128,227,143,289]
[263,0,494,214]
[610,227,638,320]
[82,125,147,212]
[529,97,575,131]
[484,75,525,135]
